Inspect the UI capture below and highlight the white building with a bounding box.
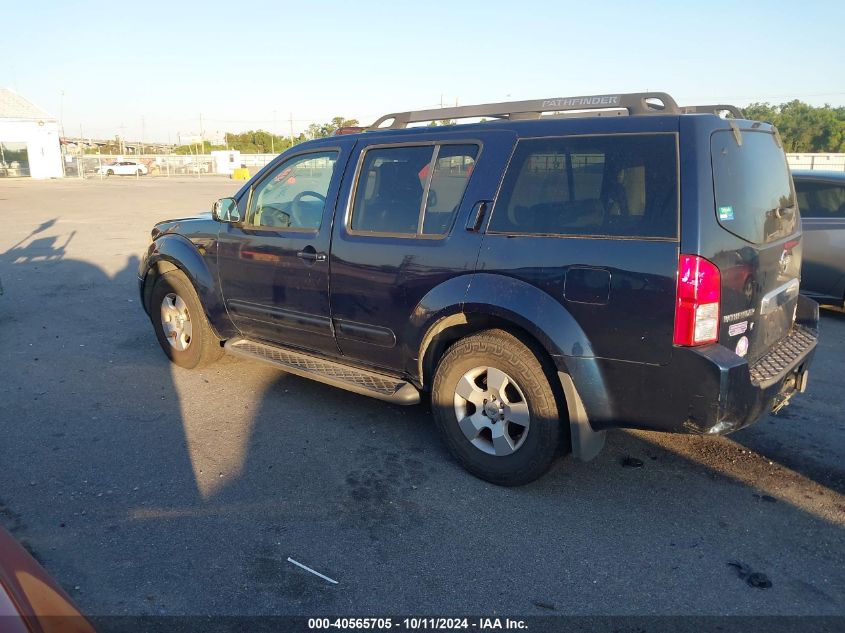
[0,88,63,179]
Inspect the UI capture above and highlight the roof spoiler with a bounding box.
[680,104,744,119]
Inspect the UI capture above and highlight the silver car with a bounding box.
[793,170,845,307]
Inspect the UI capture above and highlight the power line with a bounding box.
[680,91,845,102]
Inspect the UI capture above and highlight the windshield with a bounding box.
[711,129,798,244]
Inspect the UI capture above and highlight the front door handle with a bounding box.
[297,247,327,262]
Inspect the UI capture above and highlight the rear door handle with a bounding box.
[466,200,491,231]
[296,249,327,262]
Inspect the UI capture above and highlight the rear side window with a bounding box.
[795,181,845,218]
[350,144,478,236]
[488,134,678,238]
[711,130,797,243]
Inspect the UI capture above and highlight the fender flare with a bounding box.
[142,235,236,339]
[413,273,607,460]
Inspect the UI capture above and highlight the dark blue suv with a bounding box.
[139,92,819,485]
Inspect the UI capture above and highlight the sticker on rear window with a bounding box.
[718,206,735,221]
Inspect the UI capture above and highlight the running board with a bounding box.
[225,338,420,405]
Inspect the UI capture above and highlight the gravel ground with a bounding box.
[0,177,842,620]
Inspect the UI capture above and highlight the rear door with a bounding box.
[710,129,801,364]
[329,130,517,372]
[477,129,681,364]
[795,176,845,301]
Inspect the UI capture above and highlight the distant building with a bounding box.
[0,88,63,179]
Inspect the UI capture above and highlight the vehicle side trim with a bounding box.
[227,299,333,336]
[334,319,397,348]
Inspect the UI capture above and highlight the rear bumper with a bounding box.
[566,295,819,435]
[676,320,817,435]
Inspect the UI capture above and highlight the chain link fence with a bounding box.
[54,151,845,180]
[62,153,283,179]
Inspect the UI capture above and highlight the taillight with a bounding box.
[674,254,721,346]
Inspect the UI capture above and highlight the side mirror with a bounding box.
[212,197,241,223]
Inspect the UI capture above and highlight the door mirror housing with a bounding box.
[213,197,241,223]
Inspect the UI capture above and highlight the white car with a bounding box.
[97,161,148,177]
[181,161,210,174]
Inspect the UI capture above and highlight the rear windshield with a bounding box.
[711,130,797,244]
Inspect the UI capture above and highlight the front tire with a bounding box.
[431,329,563,486]
[150,270,223,369]
[106,169,113,177]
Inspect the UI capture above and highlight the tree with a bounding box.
[306,117,360,139]
[169,116,360,154]
[743,101,845,152]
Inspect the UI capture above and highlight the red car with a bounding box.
[0,527,94,633]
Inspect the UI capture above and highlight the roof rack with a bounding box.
[367,92,742,130]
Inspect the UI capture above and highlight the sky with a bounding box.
[3,0,844,143]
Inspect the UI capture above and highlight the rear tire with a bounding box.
[431,329,563,486]
[150,270,223,369]
[106,169,113,177]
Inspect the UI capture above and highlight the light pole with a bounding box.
[272,110,277,154]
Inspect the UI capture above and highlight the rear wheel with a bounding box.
[431,329,563,486]
[136,169,143,176]
[106,169,113,177]
[150,270,223,368]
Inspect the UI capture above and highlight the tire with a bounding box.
[431,329,563,486]
[149,270,223,369]
[106,169,113,177]
[136,169,143,176]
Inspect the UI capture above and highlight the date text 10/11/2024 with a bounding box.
[307,617,529,630]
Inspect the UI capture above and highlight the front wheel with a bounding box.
[106,169,113,177]
[431,329,564,486]
[150,270,223,368]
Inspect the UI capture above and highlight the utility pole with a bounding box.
[289,112,294,146]
[118,122,126,156]
[79,124,85,179]
[198,113,204,152]
[272,110,277,154]
[140,116,146,155]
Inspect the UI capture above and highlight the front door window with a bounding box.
[248,151,339,230]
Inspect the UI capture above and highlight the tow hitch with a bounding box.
[772,369,809,414]
[771,392,794,415]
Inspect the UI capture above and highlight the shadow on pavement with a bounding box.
[1,222,843,617]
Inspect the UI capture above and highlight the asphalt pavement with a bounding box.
[0,177,843,619]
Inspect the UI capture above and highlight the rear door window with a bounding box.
[350,143,479,236]
[488,134,678,238]
[795,181,845,218]
[711,130,798,243]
